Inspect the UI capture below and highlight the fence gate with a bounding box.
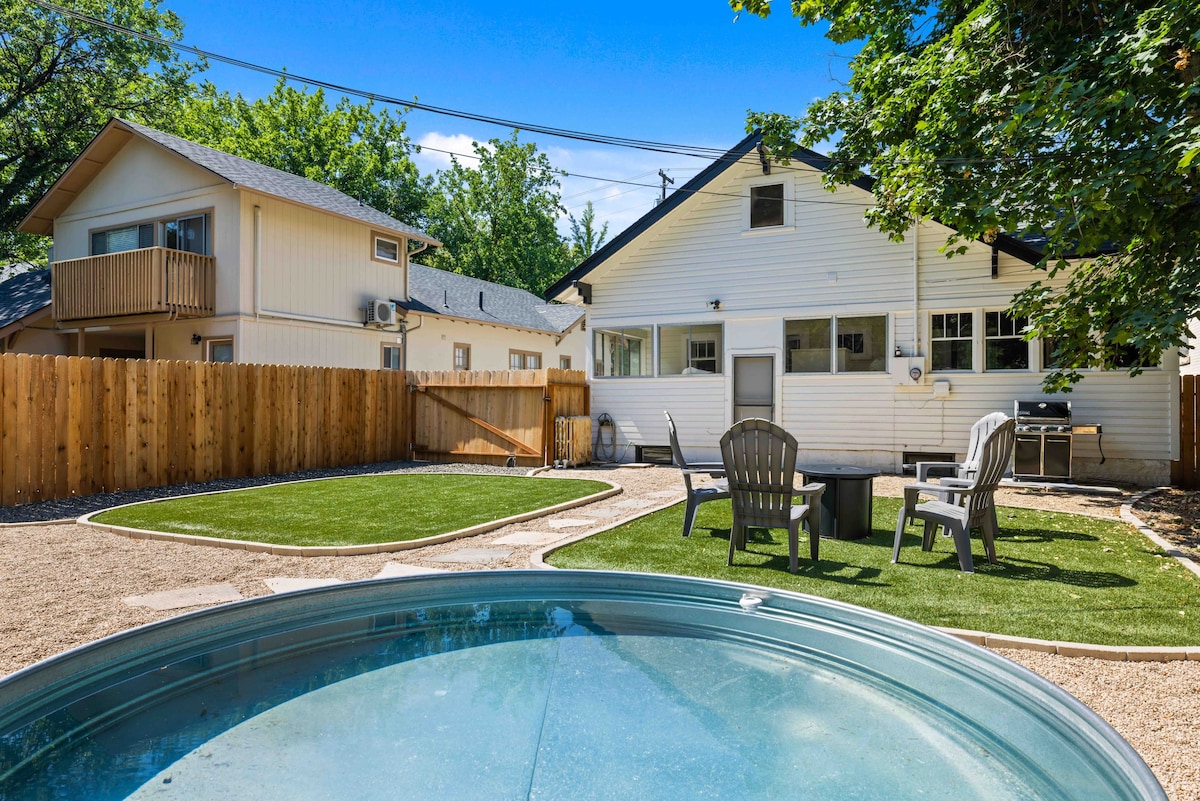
[408,369,589,467]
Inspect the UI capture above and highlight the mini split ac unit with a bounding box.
[365,299,397,327]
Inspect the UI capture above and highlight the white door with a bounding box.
[733,355,774,422]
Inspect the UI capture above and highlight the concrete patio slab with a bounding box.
[124,584,243,611]
[428,548,514,564]
[374,562,446,578]
[264,577,344,594]
[546,518,592,529]
[492,531,562,546]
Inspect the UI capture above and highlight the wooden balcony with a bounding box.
[52,247,216,322]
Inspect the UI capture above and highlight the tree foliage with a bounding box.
[566,200,609,262]
[423,133,572,295]
[169,78,427,224]
[733,0,1200,390]
[0,0,200,263]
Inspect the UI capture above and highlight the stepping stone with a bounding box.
[580,508,621,518]
[124,584,243,611]
[374,562,446,578]
[546,518,592,529]
[647,490,683,498]
[264,577,344,594]
[612,498,655,509]
[492,531,562,546]
[428,548,513,564]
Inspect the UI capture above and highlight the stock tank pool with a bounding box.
[0,571,1166,800]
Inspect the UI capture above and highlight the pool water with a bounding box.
[0,572,1166,800]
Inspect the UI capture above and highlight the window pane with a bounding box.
[527,353,541,369]
[510,352,523,369]
[91,231,107,255]
[932,340,972,371]
[454,345,470,370]
[785,319,832,373]
[838,316,887,372]
[178,216,206,255]
[986,339,1029,370]
[105,226,139,253]
[163,221,179,250]
[1042,338,1065,370]
[750,183,785,228]
[208,341,233,363]
[594,327,651,377]
[659,324,722,375]
[375,237,399,262]
[958,313,973,337]
[138,223,155,249]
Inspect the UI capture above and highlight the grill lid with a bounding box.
[1014,400,1071,422]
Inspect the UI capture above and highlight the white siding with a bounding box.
[583,158,1176,484]
[405,315,583,372]
[237,316,396,369]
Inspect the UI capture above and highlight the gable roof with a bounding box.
[19,119,438,246]
[400,263,583,335]
[0,269,52,332]
[544,131,1044,301]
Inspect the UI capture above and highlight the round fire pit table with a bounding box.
[796,464,881,540]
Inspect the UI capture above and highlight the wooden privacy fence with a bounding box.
[1174,375,1200,489]
[0,355,591,507]
[0,353,411,507]
[409,368,589,467]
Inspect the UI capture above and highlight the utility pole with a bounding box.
[656,169,675,205]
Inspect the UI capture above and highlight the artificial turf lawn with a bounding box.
[92,474,611,547]
[546,496,1200,647]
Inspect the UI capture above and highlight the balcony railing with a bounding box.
[52,247,216,322]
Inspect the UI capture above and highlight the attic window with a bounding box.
[373,235,399,263]
[749,183,785,228]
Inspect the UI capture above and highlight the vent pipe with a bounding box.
[479,291,484,310]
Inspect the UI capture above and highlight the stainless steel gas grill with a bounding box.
[1013,400,1074,480]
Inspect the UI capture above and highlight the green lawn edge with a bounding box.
[92,474,611,547]
[546,496,1200,647]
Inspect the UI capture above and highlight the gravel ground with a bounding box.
[0,465,1195,799]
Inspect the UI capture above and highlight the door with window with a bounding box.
[733,356,774,422]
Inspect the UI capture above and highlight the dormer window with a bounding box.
[750,183,785,228]
[373,234,400,263]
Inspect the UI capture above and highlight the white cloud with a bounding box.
[413,132,491,172]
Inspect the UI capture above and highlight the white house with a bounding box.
[14,119,582,371]
[547,133,1177,485]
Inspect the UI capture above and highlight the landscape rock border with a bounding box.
[78,472,621,556]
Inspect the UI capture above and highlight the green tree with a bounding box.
[424,133,572,294]
[0,0,201,264]
[733,0,1200,390]
[566,200,609,262]
[169,78,427,224]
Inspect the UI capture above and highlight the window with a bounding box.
[985,311,1030,370]
[749,183,785,229]
[785,316,886,373]
[931,312,973,371]
[454,343,471,370]
[785,319,832,372]
[658,324,723,375]
[206,338,233,363]
[559,356,571,370]
[1041,338,1066,370]
[837,316,887,372]
[90,213,210,256]
[91,223,154,255]
[593,326,652,377]
[373,234,400,263]
[509,350,541,369]
[382,344,402,370]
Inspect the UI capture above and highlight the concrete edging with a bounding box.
[531,486,1200,662]
[78,472,622,557]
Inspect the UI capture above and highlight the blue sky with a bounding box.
[164,0,853,235]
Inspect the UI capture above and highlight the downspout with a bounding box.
[253,205,262,318]
[912,217,920,355]
[401,312,423,370]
